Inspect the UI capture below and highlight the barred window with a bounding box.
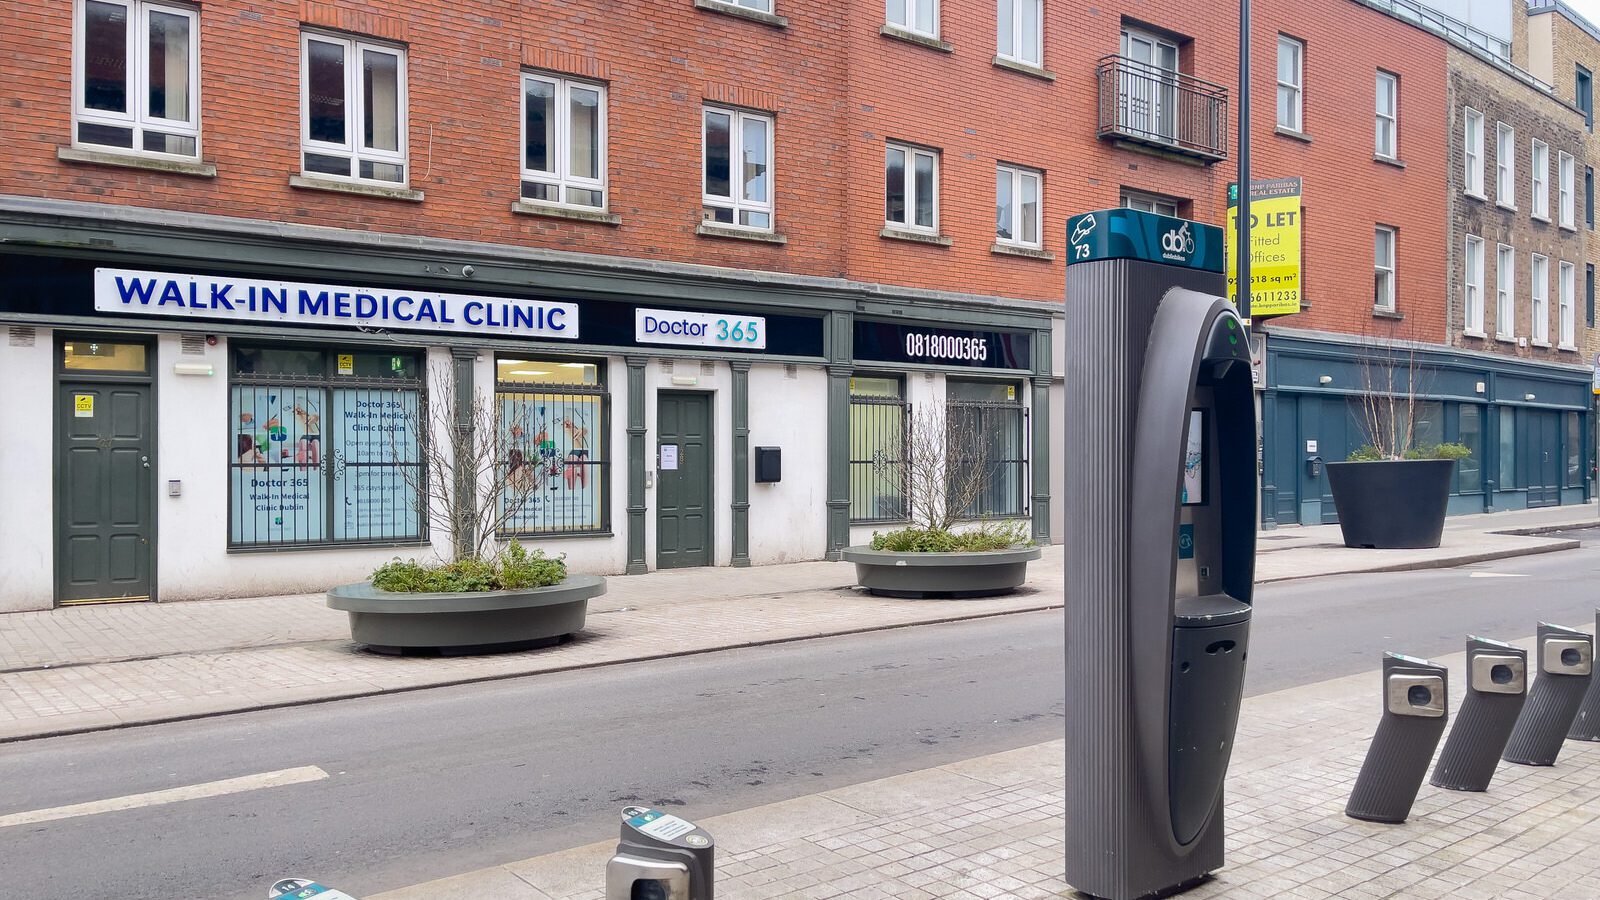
[495,356,608,535]
[947,379,1028,519]
[849,376,908,523]
[230,346,424,547]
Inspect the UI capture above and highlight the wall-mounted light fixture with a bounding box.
[1475,382,1486,394]
[172,362,214,376]
[1525,393,1537,401]
[1318,375,1333,385]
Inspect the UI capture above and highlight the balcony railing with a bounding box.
[1096,55,1229,162]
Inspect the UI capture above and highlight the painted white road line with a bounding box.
[0,766,328,829]
[1468,572,1530,578]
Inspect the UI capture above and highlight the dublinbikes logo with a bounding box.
[1160,221,1195,262]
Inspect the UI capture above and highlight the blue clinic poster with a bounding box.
[499,392,602,533]
[332,388,421,540]
[230,386,326,543]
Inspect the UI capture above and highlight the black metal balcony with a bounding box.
[1096,55,1229,162]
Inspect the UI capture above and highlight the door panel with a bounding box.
[656,391,713,569]
[1524,411,1561,508]
[56,381,153,603]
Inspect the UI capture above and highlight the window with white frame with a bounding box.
[1464,235,1484,335]
[1559,151,1575,228]
[1463,108,1484,197]
[1531,253,1549,343]
[996,164,1042,248]
[885,142,939,233]
[1123,190,1179,217]
[1559,261,1576,347]
[521,73,606,209]
[1277,35,1303,132]
[1531,140,1550,219]
[301,32,407,184]
[997,0,1042,67]
[714,0,773,11]
[75,0,199,158]
[1375,71,1398,159]
[1496,244,1515,338]
[703,107,773,230]
[1496,123,1515,205]
[1374,226,1396,311]
[887,0,938,37]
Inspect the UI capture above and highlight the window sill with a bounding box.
[1496,201,1517,212]
[58,145,216,178]
[1495,333,1518,344]
[693,0,788,28]
[1372,307,1404,320]
[1560,222,1578,232]
[992,56,1055,81]
[499,530,616,541]
[1531,339,1552,348]
[1464,190,1487,202]
[1274,126,1312,144]
[1558,343,1579,352]
[879,24,952,53]
[697,221,788,244]
[1532,213,1551,224]
[1374,154,1406,169]
[880,226,952,246]
[1463,329,1488,339]
[991,242,1055,261]
[290,174,424,202]
[512,201,621,225]
[229,539,430,554]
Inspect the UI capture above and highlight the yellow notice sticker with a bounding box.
[74,394,94,418]
[337,353,354,375]
[1006,385,1016,400]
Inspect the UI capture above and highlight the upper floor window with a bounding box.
[301,32,407,185]
[1531,139,1550,220]
[997,0,1043,68]
[1559,261,1576,348]
[1558,151,1575,229]
[522,73,606,210]
[886,142,939,234]
[1373,225,1396,311]
[1578,65,1593,132]
[1463,108,1484,197]
[1374,70,1398,159]
[1277,35,1303,132]
[75,0,199,158]
[716,0,773,11]
[1119,28,1180,143]
[1463,234,1484,336]
[1496,244,1515,339]
[1531,253,1549,343]
[995,164,1042,248]
[1123,190,1180,218]
[703,107,774,230]
[887,0,938,38]
[1496,123,1515,206]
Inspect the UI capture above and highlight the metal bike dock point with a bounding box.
[1568,610,1600,743]
[1344,653,1449,824]
[1430,638,1527,792]
[606,805,714,900]
[1063,208,1255,900]
[1503,623,1594,767]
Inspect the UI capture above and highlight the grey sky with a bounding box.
[1558,0,1600,30]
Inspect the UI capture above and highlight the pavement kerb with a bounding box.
[1487,518,1600,536]
[0,599,1064,745]
[1254,537,1582,584]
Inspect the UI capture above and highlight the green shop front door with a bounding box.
[656,391,713,569]
[56,380,154,604]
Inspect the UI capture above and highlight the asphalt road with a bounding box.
[3,534,1598,899]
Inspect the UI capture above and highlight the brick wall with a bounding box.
[1248,0,1449,343]
[1542,12,1600,361]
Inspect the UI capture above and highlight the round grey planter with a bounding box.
[326,574,606,656]
[840,546,1042,598]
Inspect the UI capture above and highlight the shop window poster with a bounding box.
[500,393,603,532]
[231,386,327,543]
[332,388,422,540]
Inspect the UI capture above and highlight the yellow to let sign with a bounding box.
[74,394,94,418]
[1226,177,1302,319]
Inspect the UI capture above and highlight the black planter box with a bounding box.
[1325,459,1456,549]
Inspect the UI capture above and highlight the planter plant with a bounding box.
[842,402,1039,598]
[1324,341,1471,549]
[326,363,605,655]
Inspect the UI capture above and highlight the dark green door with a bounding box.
[656,391,712,569]
[1525,410,1561,508]
[57,381,154,604]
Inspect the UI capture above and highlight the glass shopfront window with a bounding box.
[1567,411,1583,489]
[849,376,908,523]
[947,379,1027,519]
[1498,406,1516,490]
[495,356,608,535]
[1457,405,1482,494]
[230,346,424,547]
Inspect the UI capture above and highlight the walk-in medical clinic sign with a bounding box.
[1226,177,1302,318]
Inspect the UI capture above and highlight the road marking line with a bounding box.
[0,766,328,829]
[1468,572,1530,578]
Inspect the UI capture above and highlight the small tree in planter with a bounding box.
[844,402,1039,597]
[325,362,606,655]
[1326,341,1473,549]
